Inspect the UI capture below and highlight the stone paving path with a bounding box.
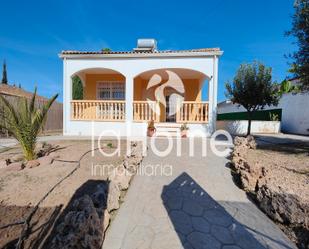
[103,138,296,249]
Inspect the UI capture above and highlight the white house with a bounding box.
[60,39,223,137]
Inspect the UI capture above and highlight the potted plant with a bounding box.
[180,123,189,138]
[147,120,156,137]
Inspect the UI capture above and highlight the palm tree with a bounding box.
[0,87,58,160]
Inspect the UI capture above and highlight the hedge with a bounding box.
[217,109,282,121]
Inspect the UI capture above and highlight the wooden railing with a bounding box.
[133,101,159,122]
[71,100,208,123]
[71,100,125,121]
[177,101,208,123]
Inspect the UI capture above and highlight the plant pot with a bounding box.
[147,128,156,137]
[181,130,188,138]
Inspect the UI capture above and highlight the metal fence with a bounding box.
[0,94,63,136]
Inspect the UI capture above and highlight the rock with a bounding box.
[11,154,24,162]
[4,162,24,171]
[103,209,110,232]
[107,181,121,212]
[246,135,256,149]
[256,185,309,225]
[37,155,54,165]
[233,136,256,150]
[231,136,263,192]
[26,160,40,168]
[91,184,108,209]
[51,195,103,249]
[108,164,132,190]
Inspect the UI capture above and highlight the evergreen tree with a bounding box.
[1,60,8,84]
[287,0,309,90]
[72,76,83,100]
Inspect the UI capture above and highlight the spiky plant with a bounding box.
[0,87,58,160]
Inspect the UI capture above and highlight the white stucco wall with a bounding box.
[217,92,309,135]
[62,55,219,137]
[280,93,309,135]
[217,120,281,135]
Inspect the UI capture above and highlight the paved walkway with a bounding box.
[103,138,296,249]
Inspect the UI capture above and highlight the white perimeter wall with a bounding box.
[218,92,309,135]
[217,120,281,136]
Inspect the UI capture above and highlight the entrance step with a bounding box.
[155,123,181,137]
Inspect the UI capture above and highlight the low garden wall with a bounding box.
[216,120,281,135]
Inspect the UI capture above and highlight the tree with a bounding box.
[101,48,111,52]
[72,76,83,100]
[276,79,300,97]
[225,62,279,136]
[2,60,8,84]
[286,0,309,90]
[0,87,58,160]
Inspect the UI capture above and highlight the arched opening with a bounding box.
[72,68,125,100]
[70,68,126,121]
[133,68,209,123]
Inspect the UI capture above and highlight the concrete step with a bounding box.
[155,131,181,137]
[156,127,180,132]
[154,123,181,137]
[155,123,181,128]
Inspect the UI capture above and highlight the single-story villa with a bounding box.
[59,39,223,137]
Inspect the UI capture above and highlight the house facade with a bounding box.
[60,39,223,137]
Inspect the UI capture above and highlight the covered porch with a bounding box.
[70,68,210,124]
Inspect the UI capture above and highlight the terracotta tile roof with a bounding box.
[61,48,221,56]
[0,84,48,101]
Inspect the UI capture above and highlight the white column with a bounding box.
[63,60,72,135]
[208,73,214,133]
[212,55,219,132]
[125,75,134,123]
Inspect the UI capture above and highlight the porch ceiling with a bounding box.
[137,68,207,80]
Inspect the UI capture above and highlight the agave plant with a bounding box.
[0,87,58,160]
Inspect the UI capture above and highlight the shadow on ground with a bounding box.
[0,179,109,249]
[161,172,295,249]
[42,179,109,248]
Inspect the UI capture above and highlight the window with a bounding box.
[96,81,125,100]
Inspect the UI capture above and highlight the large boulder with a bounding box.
[234,135,256,149]
[108,164,132,190]
[51,195,103,249]
[106,181,121,212]
[257,185,309,225]
[91,184,108,210]
[231,136,264,192]
[103,210,110,232]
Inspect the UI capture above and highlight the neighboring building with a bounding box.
[0,83,47,101]
[0,83,63,132]
[60,39,223,137]
[217,79,309,135]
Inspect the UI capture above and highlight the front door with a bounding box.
[165,95,176,122]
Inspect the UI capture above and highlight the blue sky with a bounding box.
[0,0,296,102]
